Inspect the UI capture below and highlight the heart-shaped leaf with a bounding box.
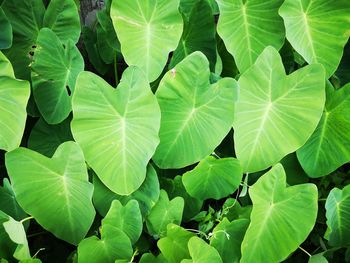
[5,141,95,245]
[182,237,222,263]
[240,164,318,263]
[153,51,237,168]
[71,67,160,195]
[279,0,350,78]
[297,83,350,177]
[182,156,242,200]
[216,0,285,73]
[234,46,325,172]
[0,7,12,49]
[110,0,183,82]
[31,28,84,124]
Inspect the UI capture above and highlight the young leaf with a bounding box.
[71,67,161,195]
[5,142,95,245]
[184,237,223,263]
[153,52,237,168]
[240,164,318,263]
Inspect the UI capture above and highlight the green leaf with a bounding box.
[325,184,350,246]
[153,52,237,168]
[5,141,95,245]
[234,46,325,172]
[0,7,12,49]
[158,224,195,263]
[0,212,16,260]
[139,253,167,263]
[279,0,350,78]
[0,52,30,152]
[216,0,285,73]
[28,117,73,157]
[241,164,318,263]
[183,237,222,263]
[170,0,216,71]
[146,190,184,238]
[297,83,350,177]
[71,67,160,195]
[110,0,183,82]
[31,28,84,124]
[102,200,142,244]
[182,156,242,200]
[309,254,328,263]
[210,218,249,263]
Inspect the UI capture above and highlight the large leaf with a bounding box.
[325,184,350,247]
[0,7,12,49]
[0,52,30,152]
[153,52,237,168]
[110,0,183,82]
[297,83,350,177]
[279,0,350,78]
[240,164,318,263]
[182,237,222,263]
[216,0,285,73]
[31,28,84,124]
[234,46,325,172]
[71,67,160,195]
[5,141,95,245]
[182,156,242,200]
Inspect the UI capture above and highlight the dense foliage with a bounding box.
[1,0,350,262]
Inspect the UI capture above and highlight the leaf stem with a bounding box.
[20,216,34,224]
[129,248,138,263]
[114,51,119,86]
[299,246,312,257]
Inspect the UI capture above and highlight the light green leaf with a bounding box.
[241,164,318,263]
[234,46,325,172]
[146,190,184,238]
[183,237,222,263]
[153,52,237,168]
[182,156,242,200]
[309,254,328,263]
[71,67,160,195]
[158,224,195,263]
[279,0,350,78]
[297,83,350,177]
[110,0,183,82]
[0,7,12,49]
[325,184,350,247]
[139,253,167,263]
[216,0,285,73]
[31,28,84,124]
[5,141,95,245]
[0,51,14,78]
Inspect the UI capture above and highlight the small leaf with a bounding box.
[184,237,222,263]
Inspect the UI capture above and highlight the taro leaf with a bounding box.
[280,153,309,185]
[153,52,237,168]
[182,156,242,200]
[0,8,12,49]
[71,67,160,195]
[297,83,350,177]
[28,117,73,157]
[325,184,350,247]
[5,142,95,245]
[335,41,350,86]
[146,190,184,238]
[139,253,168,263]
[93,164,160,218]
[216,0,285,73]
[77,225,133,263]
[110,0,183,82]
[279,0,350,78]
[158,224,195,263]
[170,0,216,71]
[102,200,142,244]
[31,28,84,124]
[0,212,16,260]
[234,46,325,173]
[180,0,219,17]
[309,254,328,263]
[210,218,249,263]
[43,0,81,44]
[240,164,318,263]
[183,237,223,263]
[0,52,30,152]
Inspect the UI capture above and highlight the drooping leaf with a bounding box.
[110,0,183,82]
[279,0,350,78]
[234,46,325,172]
[31,28,84,124]
[5,142,95,245]
[182,156,242,200]
[216,0,285,73]
[71,67,160,195]
[0,7,12,49]
[183,237,223,263]
[153,52,237,168]
[297,83,350,177]
[240,164,318,263]
[146,190,184,238]
[325,184,350,247]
